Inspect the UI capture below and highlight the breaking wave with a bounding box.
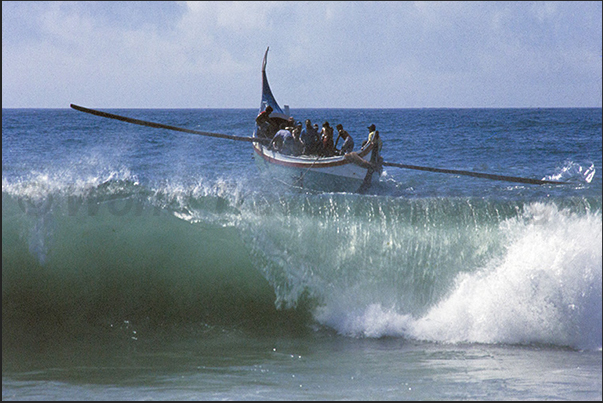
[2,172,601,351]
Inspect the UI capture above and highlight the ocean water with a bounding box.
[2,107,602,400]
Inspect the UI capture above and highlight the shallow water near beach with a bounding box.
[3,108,601,400]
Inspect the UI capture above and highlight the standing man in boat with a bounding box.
[366,124,383,169]
[289,124,305,156]
[335,124,354,155]
[255,105,277,138]
[320,121,336,157]
[357,124,383,193]
[300,119,320,155]
[364,124,382,153]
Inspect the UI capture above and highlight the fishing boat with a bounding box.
[70,49,564,190]
[251,48,380,193]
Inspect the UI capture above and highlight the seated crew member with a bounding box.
[270,123,292,152]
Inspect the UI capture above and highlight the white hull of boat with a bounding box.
[252,143,376,192]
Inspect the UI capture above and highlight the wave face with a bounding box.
[3,172,601,351]
[2,173,298,347]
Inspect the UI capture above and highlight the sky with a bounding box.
[2,1,602,109]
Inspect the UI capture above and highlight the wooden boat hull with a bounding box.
[252,143,376,192]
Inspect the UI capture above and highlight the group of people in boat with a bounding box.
[255,105,381,158]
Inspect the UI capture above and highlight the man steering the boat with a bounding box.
[363,124,382,153]
[358,123,383,173]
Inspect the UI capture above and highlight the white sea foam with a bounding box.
[2,165,138,200]
[316,202,602,350]
[546,160,596,183]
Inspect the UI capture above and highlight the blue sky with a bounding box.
[2,1,601,108]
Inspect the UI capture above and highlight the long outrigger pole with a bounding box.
[382,161,564,185]
[70,104,271,144]
[71,104,564,186]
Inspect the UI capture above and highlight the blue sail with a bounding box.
[259,47,287,118]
